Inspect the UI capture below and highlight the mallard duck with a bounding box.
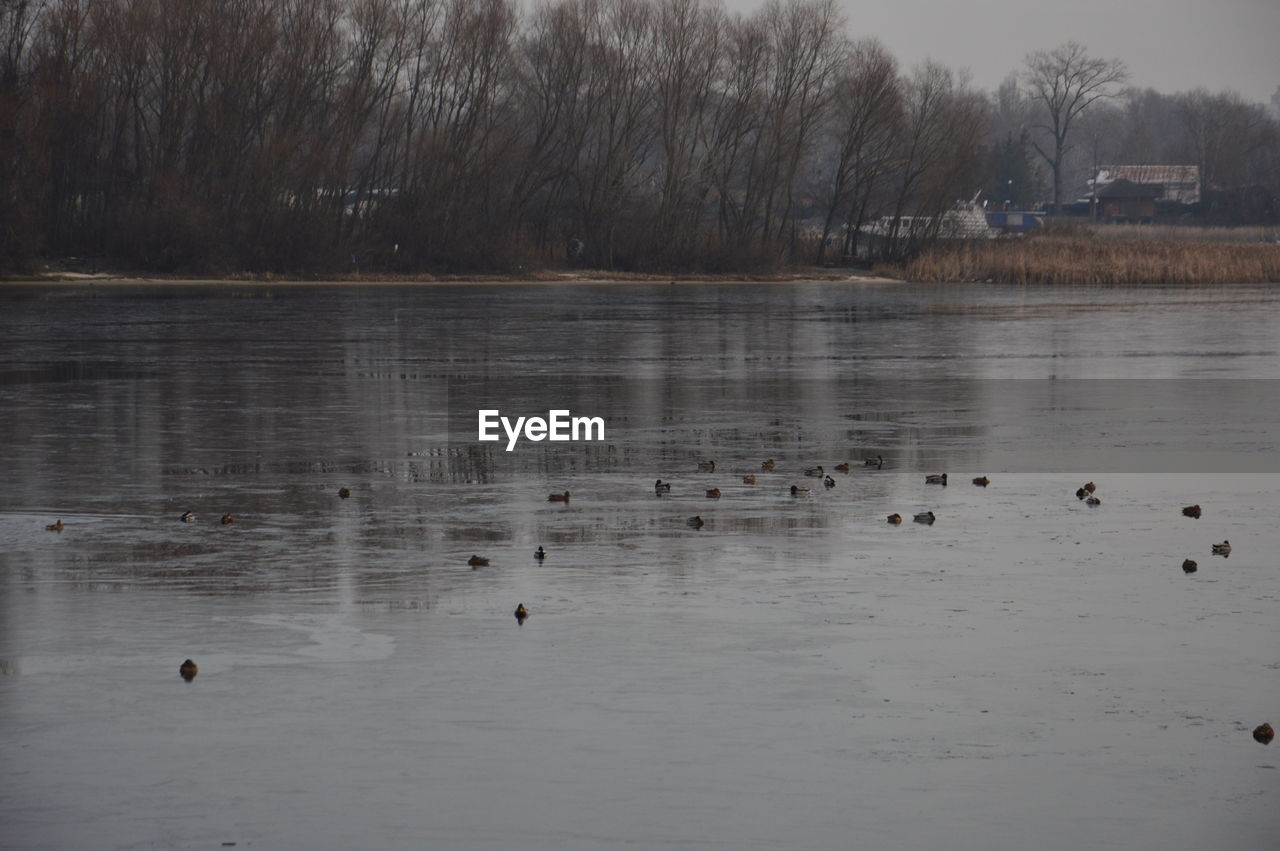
[913,511,935,524]
[834,462,851,473]
[804,465,825,477]
[887,513,903,524]
[790,485,810,495]
[45,519,64,532]
[1086,495,1101,506]
[925,473,947,485]
[468,554,489,567]
[687,515,704,529]
[548,491,571,502]
[179,659,198,681]
[1182,505,1201,518]
[338,487,351,499]
[864,455,884,468]
[534,546,547,560]
[706,488,721,499]
[761,459,776,471]
[220,514,235,525]
[1254,723,1275,745]
[823,475,835,489]
[180,511,196,522]
[742,475,757,485]
[1211,540,1231,557]
[697,460,716,472]
[514,603,529,623]
[655,479,672,493]
[1083,481,1097,494]
[972,476,990,487]
[1182,559,1197,574]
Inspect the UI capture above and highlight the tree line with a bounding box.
[1,0,1277,275]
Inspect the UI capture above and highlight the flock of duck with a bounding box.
[37,458,1263,742]
[443,457,1235,603]
[665,457,960,530]
[40,457,1235,582]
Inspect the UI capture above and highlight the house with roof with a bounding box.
[1094,179,1160,222]
[1094,165,1200,204]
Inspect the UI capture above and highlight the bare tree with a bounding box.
[880,62,985,258]
[1,0,46,266]
[816,37,898,264]
[646,0,723,264]
[1024,41,1126,212]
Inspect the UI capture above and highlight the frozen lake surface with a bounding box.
[1,281,1277,849]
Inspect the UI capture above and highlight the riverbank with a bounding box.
[11,235,1280,287]
[3,267,903,286]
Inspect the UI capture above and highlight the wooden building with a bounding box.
[1095,179,1160,222]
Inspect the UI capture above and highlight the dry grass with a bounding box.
[904,236,1280,285]
[1067,223,1280,244]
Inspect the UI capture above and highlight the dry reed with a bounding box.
[904,236,1280,285]
[1073,223,1278,244]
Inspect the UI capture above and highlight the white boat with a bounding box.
[865,192,997,241]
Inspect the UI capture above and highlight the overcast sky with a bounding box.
[725,0,1280,105]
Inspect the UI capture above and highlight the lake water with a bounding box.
[2,281,1277,849]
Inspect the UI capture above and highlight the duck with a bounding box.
[687,515,704,529]
[1255,723,1275,745]
[864,455,884,468]
[468,554,490,567]
[887,513,903,525]
[706,488,721,499]
[1083,481,1097,494]
[1086,495,1102,506]
[804,465,825,477]
[180,511,196,522]
[338,487,351,499]
[220,514,235,525]
[925,473,947,485]
[654,479,672,494]
[534,546,547,560]
[742,475,757,485]
[1182,504,1201,518]
[514,603,529,624]
[46,519,64,532]
[823,475,836,489]
[972,476,990,487]
[834,462,851,473]
[548,491,571,502]
[913,511,935,525]
[761,459,776,471]
[1182,559,1197,574]
[697,460,716,472]
[179,659,198,681]
[1075,487,1087,500]
[790,485,810,496]
[1211,540,1231,557]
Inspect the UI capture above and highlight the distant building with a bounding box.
[1094,165,1200,206]
[1094,179,1160,223]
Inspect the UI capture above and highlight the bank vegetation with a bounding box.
[1,0,988,274]
[903,234,1280,285]
[3,0,1278,278]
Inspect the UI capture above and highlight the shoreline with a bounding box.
[2,268,904,287]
